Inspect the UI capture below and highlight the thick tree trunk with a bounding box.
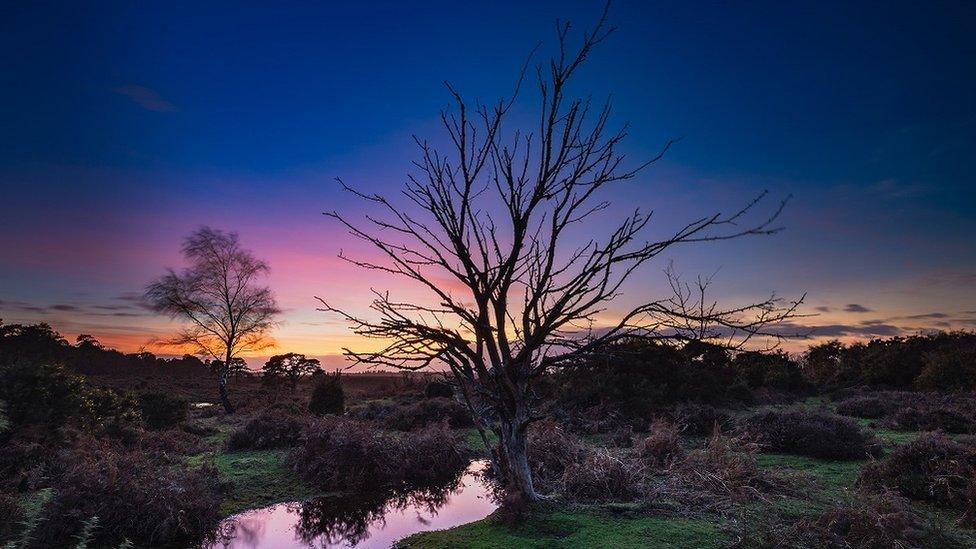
[498,412,539,502]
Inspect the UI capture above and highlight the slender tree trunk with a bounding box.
[497,407,539,502]
[219,350,235,413]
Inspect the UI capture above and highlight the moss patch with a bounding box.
[398,506,727,548]
[188,449,319,516]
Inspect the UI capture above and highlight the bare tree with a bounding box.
[319,6,802,501]
[146,227,280,413]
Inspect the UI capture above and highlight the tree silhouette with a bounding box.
[262,352,322,389]
[145,227,280,412]
[320,6,801,501]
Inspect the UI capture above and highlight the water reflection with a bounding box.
[210,460,496,548]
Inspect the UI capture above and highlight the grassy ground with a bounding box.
[400,504,727,549]
[399,403,976,549]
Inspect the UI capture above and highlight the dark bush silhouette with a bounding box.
[0,361,87,427]
[38,438,223,547]
[804,332,976,390]
[137,391,188,429]
[835,396,897,419]
[670,402,733,437]
[0,491,23,542]
[858,433,976,509]
[385,398,473,430]
[740,408,876,459]
[732,350,807,392]
[309,371,345,416]
[227,410,310,450]
[773,491,968,549]
[289,418,467,492]
[262,353,322,389]
[424,380,454,399]
[886,404,974,434]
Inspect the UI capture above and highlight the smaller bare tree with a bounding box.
[145,227,280,413]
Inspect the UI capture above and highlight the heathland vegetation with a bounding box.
[2,322,976,547]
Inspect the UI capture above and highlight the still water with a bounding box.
[209,461,496,548]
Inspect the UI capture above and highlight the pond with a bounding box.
[208,460,496,548]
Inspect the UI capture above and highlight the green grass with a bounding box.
[398,506,728,549]
[187,449,320,516]
[755,453,863,491]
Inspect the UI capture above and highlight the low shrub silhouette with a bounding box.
[886,404,974,434]
[227,410,310,450]
[289,418,467,492]
[739,408,876,459]
[309,371,345,416]
[670,402,733,436]
[424,380,454,399]
[858,432,976,509]
[385,397,473,430]
[37,437,222,546]
[137,392,188,430]
[835,396,897,419]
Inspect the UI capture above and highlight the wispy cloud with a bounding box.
[843,303,872,313]
[112,85,179,112]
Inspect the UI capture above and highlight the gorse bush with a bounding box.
[670,402,733,437]
[226,410,310,450]
[309,372,345,416]
[136,392,188,429]
[0,361,87,427]
[887,404,975,434]
[858,433,976,509]
[739,408,877,460]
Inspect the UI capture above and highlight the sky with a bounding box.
[1,1,975,364]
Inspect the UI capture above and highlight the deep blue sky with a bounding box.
[1,1,974,355]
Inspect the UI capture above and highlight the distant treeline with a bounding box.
[0,322,211,377]
[2,321,974,395]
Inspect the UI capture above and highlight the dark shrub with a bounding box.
[424,380,454,399]
[635,419,684,468]
[562,449,642,502]
[915,343,976,391]
[732,350,807,392]
[835,396,897,419]
[674,432,792,505]
[0,491,23,542]
[346,400,398,423]
[859,433,976,509]
[886,404,974,434]
[227,411,310,450]
[526,419,584,490]
[777,491,967,549]
[289,418,467,492]
[398,421,469,485]
[0,361,87,427]
[385,398,473,430]
[670,403,733,436]
[137,392,188,429]
[83,387,142,429]
[309,372,345,416]
[740,408,875,459]
[38,439,222,546]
